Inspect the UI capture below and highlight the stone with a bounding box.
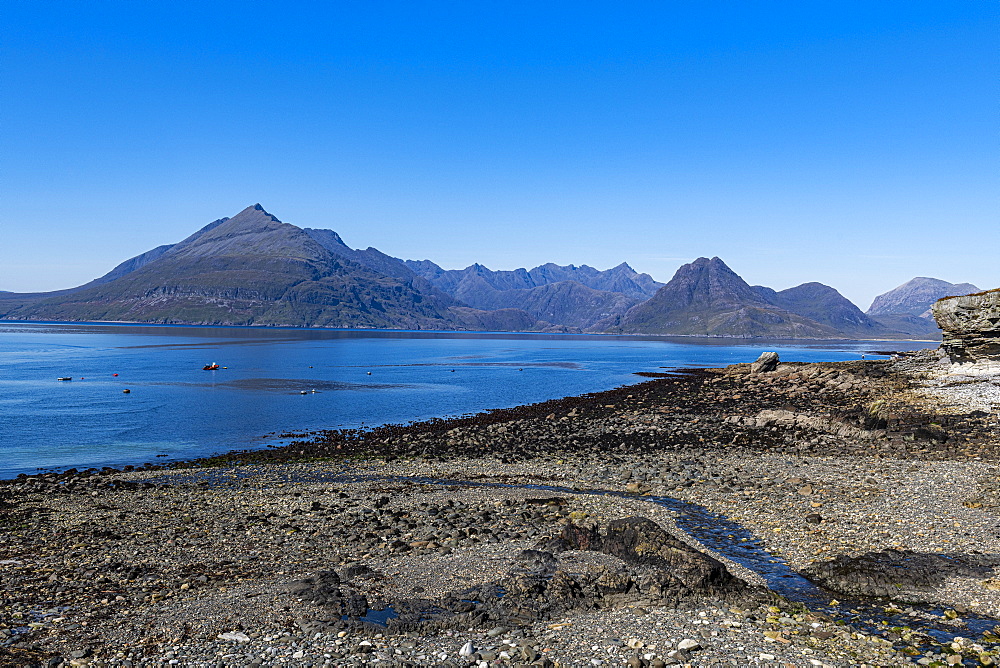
[802,550,991,602]
[933,289,1000,364]
[459,641,475,657]
[750,352,780,374]
[677,638,701,651]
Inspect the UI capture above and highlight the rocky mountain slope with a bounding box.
[753,282,891,339]
[402,260,659,329]
[867,278,981,338]
[3,204,986,339]
[406,260,663,301]
[0,205,536,330]
[603,257,844,338]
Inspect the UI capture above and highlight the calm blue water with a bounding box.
[0,322,929,479]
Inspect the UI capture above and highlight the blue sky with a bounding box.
[3,2,997,309]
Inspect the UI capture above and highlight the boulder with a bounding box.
[932,289,1000,364]
[750,352,780,374]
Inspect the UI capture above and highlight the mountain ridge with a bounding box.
[1,204,988,339]
[0,205,534,331]
[606,257,844,338]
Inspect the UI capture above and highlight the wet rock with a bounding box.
[801,549,993,602]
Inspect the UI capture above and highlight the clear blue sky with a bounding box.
[3,1,997,309]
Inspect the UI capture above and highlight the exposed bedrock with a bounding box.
[933,289,1000,364]
[288,517,760,636]
[801,549,996,604]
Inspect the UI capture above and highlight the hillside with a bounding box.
[605,257,843,338]
[753,282,892,339]
[866,278,981,338]
[0,205,534,330]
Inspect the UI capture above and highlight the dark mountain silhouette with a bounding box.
[0,205,536,330]
[2,205,977,339]
[604,257,842,338]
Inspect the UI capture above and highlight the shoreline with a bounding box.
[0,317,943,343]
[3,351,1000,666]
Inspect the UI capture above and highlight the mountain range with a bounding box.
[0,204,987,339]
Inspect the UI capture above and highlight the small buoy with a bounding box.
[222,366,228,369]
[311,389,317,393]
[308,366,313,368]
[300,390,308,394]
[112,373,119,377]
[367,371,372,375]
[451,369,455,372]
[123,389,131,394]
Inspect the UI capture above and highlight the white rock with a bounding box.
[626,638,644,649]
[217,631,251,643]
[292,651,305,659]
[677,638,701,651]
[459,641,475,657]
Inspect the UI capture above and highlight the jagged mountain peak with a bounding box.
[610,257,841,338]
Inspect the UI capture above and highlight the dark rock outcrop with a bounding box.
[932,289,1000,363]
[801,549,993,603]
[321,517,756,635]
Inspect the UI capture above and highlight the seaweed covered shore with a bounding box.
[2,351,1000,667]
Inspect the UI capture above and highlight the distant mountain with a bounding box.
[0,205,537,331]
[606,257,842,338]
[402,259,658,328]
[406,260,663,301]
[753,282,891,339]
[868,277,981,318]
[4,204,982,340]
[866,277,981,339]
[446,277,638,330]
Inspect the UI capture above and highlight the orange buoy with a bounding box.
[123,389,131,394]
[113,373,119,377]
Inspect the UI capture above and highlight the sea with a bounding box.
[0,321,932,479]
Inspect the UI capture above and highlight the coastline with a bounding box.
[3,351,999,666]
[0,318,943,343]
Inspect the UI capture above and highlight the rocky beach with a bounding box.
[3,345,1000,667]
